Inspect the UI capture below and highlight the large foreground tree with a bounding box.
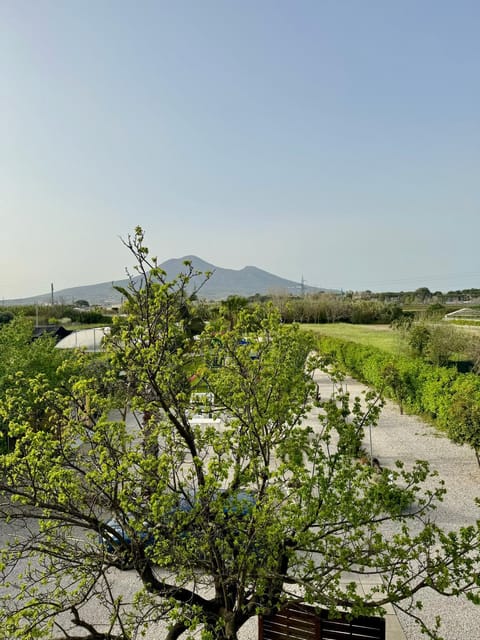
[1,228,480,640]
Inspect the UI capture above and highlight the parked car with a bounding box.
[99,516,154,570]
[99,489,256,570]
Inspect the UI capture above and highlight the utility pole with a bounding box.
[51,283,54,306]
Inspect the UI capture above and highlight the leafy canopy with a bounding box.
[1,228,480,640]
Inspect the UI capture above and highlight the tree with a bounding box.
[0,310,14,325]
[219,295,249,330]
[407,322,431,358]
[426,324,467,367]
[1,227,480,640]
[465,335,480,374]
[0,316,73,452]
[408,322,467,368]
[448,377,480,467]
[415,287,432,303]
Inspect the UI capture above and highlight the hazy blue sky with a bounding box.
[1,0,479,299]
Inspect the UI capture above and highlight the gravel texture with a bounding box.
[313,372,480,640]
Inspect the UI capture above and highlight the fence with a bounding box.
[259,603,385,640]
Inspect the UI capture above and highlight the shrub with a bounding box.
[314,333,480,465]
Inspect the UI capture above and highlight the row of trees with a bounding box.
[366,287,480,304]
[200,294,405,326]
[0,303,112,327]
[0,228,479,639]
[4,285,474,331]
[272,294,404,324]
[218,288,480,318]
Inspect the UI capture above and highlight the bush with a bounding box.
[0,312,13,325]
[314,333,480,465]
[447,376,480,466]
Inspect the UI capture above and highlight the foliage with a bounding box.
[425,303,447,317]
[272,295,404,325]
[0,311,14,325]
[0,317,68,385]
[449,319,480,327]
[64,308,113,324]
[381,362,408,414]
[467,335,480,374]
[315,333,480,466]
[424,324,467,367]
[0,317,74,452]
[408,323,431,358]
[1,229,480,640]
[404,321,470,367]
[447,377,480,466]
[219,295,249,330]
[0,304,112,326]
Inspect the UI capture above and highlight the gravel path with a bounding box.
[313,372,480,640]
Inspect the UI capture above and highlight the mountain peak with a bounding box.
[5,257,327,305]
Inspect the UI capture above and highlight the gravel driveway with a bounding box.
[312,371,480,640]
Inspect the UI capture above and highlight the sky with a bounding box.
[1,0,479,299]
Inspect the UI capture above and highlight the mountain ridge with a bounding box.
[4,256,328,306]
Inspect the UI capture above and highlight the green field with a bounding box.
[302,323,407,354]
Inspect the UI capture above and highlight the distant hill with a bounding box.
[159,256,324,300]
[4,256,327,306]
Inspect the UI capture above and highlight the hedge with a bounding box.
[315,334,480,462]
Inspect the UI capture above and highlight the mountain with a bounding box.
[159,256,323,300]
[4,256,327,306]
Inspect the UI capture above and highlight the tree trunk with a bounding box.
[204,609,239,640]
[165,622,187,640]
[204,623,238,640]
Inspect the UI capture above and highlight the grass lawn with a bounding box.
[301,323,408,355]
